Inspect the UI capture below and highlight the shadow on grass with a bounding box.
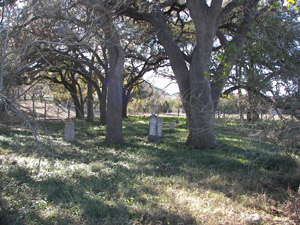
[0,116,299,224]
[2,154,197,224]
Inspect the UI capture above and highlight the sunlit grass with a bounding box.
[0,116,299,224]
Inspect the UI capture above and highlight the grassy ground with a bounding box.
[0,116,299,224]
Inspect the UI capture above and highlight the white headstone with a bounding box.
[64,122,75,141]
[149,115,157,137]
[148,109,163,142]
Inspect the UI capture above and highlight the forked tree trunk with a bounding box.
[123,0,259,149]
[149,7,218,149]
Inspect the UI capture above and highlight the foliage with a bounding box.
[223,5,300,120]
[128,83,180,115]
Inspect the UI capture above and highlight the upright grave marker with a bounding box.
[64,122,75,141]
[169,122,175,130]
[148,109,162,142]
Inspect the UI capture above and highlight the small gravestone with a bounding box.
[148,109,163,142]
[148,109,157,142]
[64,122,75,141]
[128,121,133,127]
[169,122,175,130]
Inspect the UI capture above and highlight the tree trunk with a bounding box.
[123,0,258,149]
[122,92,130,118]
[247,90,260,122]
[87,80,94,122]
[106,63,124,143]
[89,77,106,125]
[238,87,244,121]
[184,47,217,149]
[122,101,128,118]
[78,83,85,120]
[71,94,83,119]
[104,17,124,144]
[149,7,217,149]
[100,83,107,125]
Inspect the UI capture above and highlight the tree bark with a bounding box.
[68,85,84,120]
[87,80,94,122]
[72,94,84,120]
[104,17,124,144]
[122,89,130,118]
[87,75,107,125]
[122,100,128,118]
[185,47,217,148]
[100,84,107,125]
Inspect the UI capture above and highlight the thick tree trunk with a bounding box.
[106,61,124,143]
[185,48,217,148]
[87,80,94,122]
[104,17,124,144]
[149,6,217,149]
[149,3,216,149]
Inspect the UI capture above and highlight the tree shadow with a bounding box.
[2,154,197,224]
[1,118,299,224]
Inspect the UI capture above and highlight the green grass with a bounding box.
[0,116,299,224]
